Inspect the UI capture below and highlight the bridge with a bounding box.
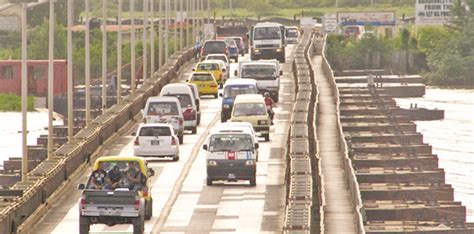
[1,1,474,233]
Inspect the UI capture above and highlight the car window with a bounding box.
[225,39,237,47]
[224,85,257,98]
[209,134,253,152]
[241,65,276,78]
[203,41,226,52]
[233,103,266,116]
[164,94,192,108]
[198,63,219,70]
[139,126,172,136]
[254,27,281,40]
[286,29,298,37]
[192,74,214,82]
[147,102,179,116]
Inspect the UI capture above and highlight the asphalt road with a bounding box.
[33,44,296,233]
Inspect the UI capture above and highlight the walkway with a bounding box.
[313,55,358,233]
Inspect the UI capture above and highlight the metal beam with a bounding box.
[47,0,55,160]
[101,0,107,114]
[117,0,123,104]
[131,0,136,91]
[85,0,91,125]
[67,0,74,141]
[21,2,28,183]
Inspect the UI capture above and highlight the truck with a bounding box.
[78,156,155,234]
[236,60,282,102]
[216,24,249,53]
[249,22,286,63]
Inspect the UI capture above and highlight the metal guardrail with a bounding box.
[320,35,366,234]
[0,45,197,233]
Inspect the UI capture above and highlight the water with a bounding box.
[395,87,474,222]
[0,111,63,169]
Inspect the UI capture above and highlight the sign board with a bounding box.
[415,0,453,25]
[300,17,318,28]
[0,16,19,32]
[203,23,215,36]
[337,11,396,26]
[323,13,338,33]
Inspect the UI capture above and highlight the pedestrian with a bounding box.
[88,162,107,189]
[264,92,276,124]
[194,41,202,60]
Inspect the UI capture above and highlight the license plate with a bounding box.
[228,173,236,179]
[99,209,120,216]
[199,84,206,88]
[151,140,160,145]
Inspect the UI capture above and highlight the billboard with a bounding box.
[337,11,396,26]
[323,13,337,33]
[415,0,454,25]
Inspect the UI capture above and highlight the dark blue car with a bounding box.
[220,79,258,122]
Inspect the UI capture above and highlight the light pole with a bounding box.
[179,0,183,50]
[186,0,191,46]
[101,0,107,114]
[173,0,177,53]
[85,0,91,125]
[20,2,28,183]
[47,0,55,160]
[131,0,136,91]
[117,0,123,104]
[165,0,169,60]
[158,0,163,66]
[67,0,74,141]
[207,0,210,24]
[143,0,148,81]
[150,0,155,74]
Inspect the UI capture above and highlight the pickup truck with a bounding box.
[78,156,155,234]
[236,60,282,102]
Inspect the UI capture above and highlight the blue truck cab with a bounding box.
[219,78,258,123]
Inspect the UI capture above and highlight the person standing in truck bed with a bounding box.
[88,162,107,189]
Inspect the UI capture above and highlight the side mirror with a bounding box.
[148,168,155,177]
[131,132,137,136]
[219,93,223,97]
[77,184,85,190]
[202,144,208,151]
[254,143,259,149]
[222,68,226,73]
[185,79,189,82]
[280,70,283,76]
[192,68,196,71]
[234,70,238,76]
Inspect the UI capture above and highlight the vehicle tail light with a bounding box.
[183,107,196,120]
[210,84,217,88]
[80,194,86,209]
[135,197,140,210]
[134,137,139,146]
[171,137,177,145]
[142,190,149,197]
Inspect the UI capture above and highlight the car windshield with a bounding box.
[233,38,242,46]
[225,39,237,47]
[254,27,281,40]
[203,41,226,52]
[164,94,192,108]
[233,103,267,116]
[99,161,140,172]
[197,63,219,71]
[139,126,171,136]
[209,134,253,152]
[224,85,257,98]
[147,102,179,116]
[286,29,298,37]
[241,65,276,78]
[192,74,214,82]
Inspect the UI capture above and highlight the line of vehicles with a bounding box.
[77,22,299,233]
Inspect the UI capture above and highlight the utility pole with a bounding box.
[165,0,169,60]
[158,0,163,66]
[143,0,148,81]
[150,0,155,75]
[131,0,136,91]
[85,0,91,125]
[117,0,123,104]
[67,0,74,141]
[47,0,55,160]
[173,0,177,53]
[21,2,28,183]
[102,0,107,114]
[179,0,183,50]
[207,0,210,24]
[186,0,191,46]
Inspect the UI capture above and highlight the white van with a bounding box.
[237,60,282,102]
[160,84,198,134]
[217,122,260,161]
[143,96,184,143]
[202,126,259,186]
[230,94,271,141]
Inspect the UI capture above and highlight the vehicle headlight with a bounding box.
[223,104,230,108]
[276,48,282,52]
[254,49,260,53]
[207,160,217,166]
[246,160,255,165]
[258,120,268,125]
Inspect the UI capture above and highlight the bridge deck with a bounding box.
[313,56,358,233]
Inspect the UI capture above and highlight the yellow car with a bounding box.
[89,156,155,220]
[187,72,219,98]
[193,60,226,85]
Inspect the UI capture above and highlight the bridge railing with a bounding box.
[0,42,200,233]
[320,35,366,234]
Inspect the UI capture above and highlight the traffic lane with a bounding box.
[156,45,295,233]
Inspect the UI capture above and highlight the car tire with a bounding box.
[79,217,90,234]
[234,57,238,62]
[197,115,201,125]
[172,154,179,161]
[133,216,145,234]
[191,126,197,134]
[145,198,153,220]
[206,177,213,186]
[249,177,256,186]
[279,56,286,63]
[264,133,270,142]
[213,94,218,99]
[178,135,184,144]
[221,116,227,123]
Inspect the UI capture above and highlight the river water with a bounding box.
[395,87,474,222]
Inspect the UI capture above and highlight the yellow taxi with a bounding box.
[187,72,219,98]
[193,60,226,86]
